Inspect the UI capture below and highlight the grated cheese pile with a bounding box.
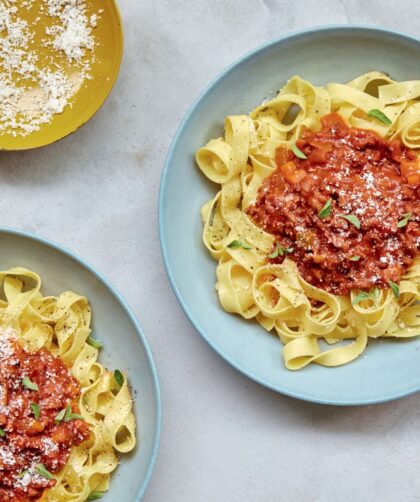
[0,0,101,137]
[45,0,95,60]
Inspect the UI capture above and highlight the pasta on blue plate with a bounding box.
[197,72,420,370]
[0,268,136,501]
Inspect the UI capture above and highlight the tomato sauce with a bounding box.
[0,329,90,502]
[247,113,420,295]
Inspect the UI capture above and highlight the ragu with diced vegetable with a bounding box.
[0,334,90,502]
[247,113,420,295]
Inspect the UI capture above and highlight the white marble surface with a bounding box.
[2,1,420,501]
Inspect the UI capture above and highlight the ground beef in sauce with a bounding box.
[0,330,90,502]
[247,113,420,295]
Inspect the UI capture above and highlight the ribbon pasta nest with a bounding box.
[0,268,136,501]
[196,72,420,370]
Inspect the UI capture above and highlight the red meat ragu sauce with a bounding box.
[0,330,90,502]
[247,113,420,295]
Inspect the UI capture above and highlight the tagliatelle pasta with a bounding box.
[197,72,420,370]
[0,268,136,501]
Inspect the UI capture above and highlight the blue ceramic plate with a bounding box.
[0,227,161,500]
[159,26,420,405]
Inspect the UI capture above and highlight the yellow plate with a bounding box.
[0,0,123,151]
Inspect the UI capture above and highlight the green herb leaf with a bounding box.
[55,408,66,424]
[349,256,360,262]
[268,244,294,259]
[22,377,39,392]
[291,143,307,160]
[63,405,84,422]
[318,199,332,219]
[367,109,392,125]
[64,406,71,421]
[67,413,84,421]
[87,336,103,349]
[397,212,412,228]
[30,403,40,419]
[388,280,400,299]
[370,287,380,300]
[0,428,5,437]
[18,470,29,479]
[268,246,279,259]
[87,492,106,501]
[114,369,124,387]
[227,240,252,251]
[36,463,54,480]
[352,291,370,305]
[339,214,361,229]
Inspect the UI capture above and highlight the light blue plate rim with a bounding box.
[159,24,420,407]
[0,225,161,500]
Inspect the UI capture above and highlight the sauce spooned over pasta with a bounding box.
[247,113,420,295]
[0,330,89,501]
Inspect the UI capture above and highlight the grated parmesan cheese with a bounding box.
[41,436,59,454]
[45,0,95,60]
[0,445,16,467]
[0,0,102,137]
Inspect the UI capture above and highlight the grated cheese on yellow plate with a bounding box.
[0,0,123,150]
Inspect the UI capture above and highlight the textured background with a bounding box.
[2,1,419,501]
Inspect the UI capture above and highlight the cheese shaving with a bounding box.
[0,0,101,137]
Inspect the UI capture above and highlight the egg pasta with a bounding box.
[196,72,420,370]
[0,268,136,500]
